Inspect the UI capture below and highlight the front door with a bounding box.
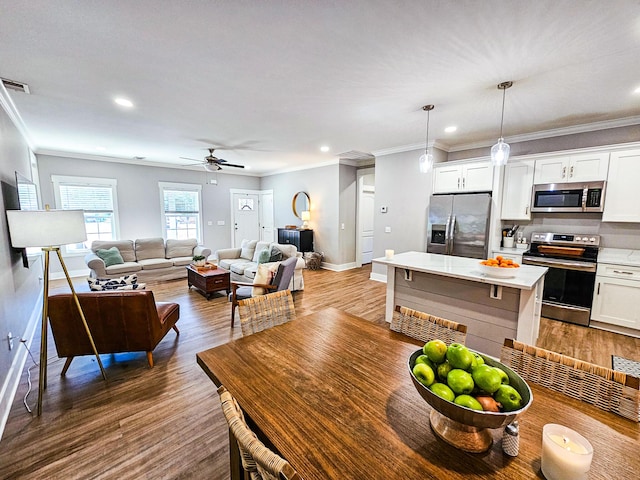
[232,192,260,246]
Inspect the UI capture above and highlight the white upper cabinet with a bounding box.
[501,160,534,220]
[433,161,493,194]
[602,149,640,223]
[533,152,609,184]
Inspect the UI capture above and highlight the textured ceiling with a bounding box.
[1,0,639,174]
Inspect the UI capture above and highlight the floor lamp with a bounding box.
[6,208,107,416]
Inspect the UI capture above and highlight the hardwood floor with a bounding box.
[1,265,638,479]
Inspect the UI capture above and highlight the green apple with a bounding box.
[436,360,453,382]
[494,384,523,412]
[445,343,474,371]
[494,367,510,385]
[412,362,435,387]
[423,339,447,364]
[471,352,485,369]
[453,394,483,411]
[471,365,502,394]
[446,369,474,395]
[414,354,436,372]
[429,382,455,402]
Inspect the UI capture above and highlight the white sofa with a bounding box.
[85,238,211,282]
[215,240,305,290]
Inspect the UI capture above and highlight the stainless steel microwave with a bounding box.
[531,181,606,213]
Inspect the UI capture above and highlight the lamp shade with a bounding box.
[301,211,311,222]
[6,209,87,248]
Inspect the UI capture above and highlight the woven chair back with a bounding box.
[500,338,640,422]
[218,386,300,480]
[391,306,467,345]
[238,290,296,336]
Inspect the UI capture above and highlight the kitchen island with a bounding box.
[373,251,547,357]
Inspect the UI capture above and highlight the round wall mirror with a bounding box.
[292,191,310,219]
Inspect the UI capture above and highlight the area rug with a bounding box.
[612,355,640,377]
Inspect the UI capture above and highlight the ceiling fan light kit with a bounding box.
[491,81,513,167]
[419,104,435,173]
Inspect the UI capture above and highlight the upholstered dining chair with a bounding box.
[230,256,297,327]
[238,290,296,337]
[391,305,468,345]
[218,386,301,480]
[501,338,640,422]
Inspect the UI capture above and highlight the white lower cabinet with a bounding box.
[591,263,640,330]
[492,250,523,264]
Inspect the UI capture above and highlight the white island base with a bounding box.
[373,252,547,358]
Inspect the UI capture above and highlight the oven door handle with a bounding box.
[522,256,597,272]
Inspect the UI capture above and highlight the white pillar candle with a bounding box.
[541,424,593,480]
[385,249,394,259]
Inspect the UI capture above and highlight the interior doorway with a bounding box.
[356,169,375,266]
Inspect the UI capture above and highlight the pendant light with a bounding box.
[419,104,435,173]
[491,81,513,167]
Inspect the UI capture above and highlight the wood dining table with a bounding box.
[196,307,639,479]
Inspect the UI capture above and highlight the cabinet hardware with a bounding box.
[612,270,633,275]
[562,166,566,178]
[569,165,574,178]
[462,177,465,189]
[457,178,460,189]
[597,283,600,295]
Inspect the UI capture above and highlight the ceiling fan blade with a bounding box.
[223,163,245,169]
[182,162,207,167]
[179,156,202,162]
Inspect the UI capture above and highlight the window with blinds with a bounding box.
[159,182,202,242]
[52,175,119,253]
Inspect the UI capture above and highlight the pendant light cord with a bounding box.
[499,86,506,139]
[425,110,430,154]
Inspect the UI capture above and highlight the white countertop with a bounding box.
[598,248,640,267]
[373,251,547,290]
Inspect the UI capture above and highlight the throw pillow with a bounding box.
[257,249,271,264]
[240,239,258,260]
[95,247,124,267]
[269,245,283,262]
[252,263,279,296]
[87,275,139,291]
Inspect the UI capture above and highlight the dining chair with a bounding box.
[391,305,468,345]
[218,386,301,480]
[238,290,296,337]
[501,338,640,422]
[230,256,298,327]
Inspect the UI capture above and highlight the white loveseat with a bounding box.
[215,240,305,290]
[85,238,211,282]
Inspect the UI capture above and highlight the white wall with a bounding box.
[0,106,42,437]
[36,155,261,275]
[338,164,357,265]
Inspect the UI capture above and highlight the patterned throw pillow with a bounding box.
[95,247,124,267]
[252,263,279,296]
[87,275,143,291]
[269,245,283,262]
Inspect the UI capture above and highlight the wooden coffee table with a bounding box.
[186,265,230,300]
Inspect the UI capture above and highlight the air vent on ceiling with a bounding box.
[1,78,30,94]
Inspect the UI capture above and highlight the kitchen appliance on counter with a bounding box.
[427,192,491,260]
[531,181,606,213]
[522,232,600,326]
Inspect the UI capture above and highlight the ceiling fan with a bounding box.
[180,148,245,171]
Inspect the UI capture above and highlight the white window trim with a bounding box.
[158,182,203,243]
[52,175,119,255]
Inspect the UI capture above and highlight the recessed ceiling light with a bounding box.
[244,165,251,170]
[95,146,107,151]
[634,86,640,94]
[320,146,330,153]
[444,126,457,133]
[114,97,134,108]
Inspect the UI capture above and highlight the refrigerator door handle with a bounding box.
[449,215,456,254]
[444,215,452,255]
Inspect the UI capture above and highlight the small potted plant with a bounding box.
[192,255,207,267]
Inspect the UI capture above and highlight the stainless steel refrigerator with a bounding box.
[426,192,492,259]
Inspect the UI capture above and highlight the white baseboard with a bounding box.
[0,289,42,441]
[50,268,90,280]
[320,261,357,272]
[369,272,387,283]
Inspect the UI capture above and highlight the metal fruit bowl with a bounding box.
[409,349,533,430]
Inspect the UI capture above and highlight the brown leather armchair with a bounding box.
[48,290,180,374]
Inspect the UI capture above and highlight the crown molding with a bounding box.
[372,140,450,157]
[0,83,35,151]
[448,115,640,152]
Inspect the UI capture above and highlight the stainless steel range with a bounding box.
[522,232,600,326]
